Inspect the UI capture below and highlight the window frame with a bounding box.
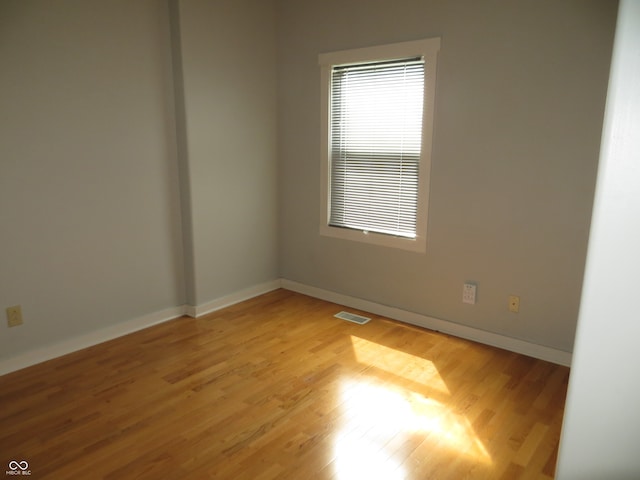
[319,38,440,253]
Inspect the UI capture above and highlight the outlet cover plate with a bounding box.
[508,295,520,313]
[6,305,23,327]
[463,283,477,305]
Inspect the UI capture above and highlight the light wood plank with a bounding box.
[0,289,569,479]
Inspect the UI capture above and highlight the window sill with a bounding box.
[319,224,426,253]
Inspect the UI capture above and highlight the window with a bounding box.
[319,39,440,252]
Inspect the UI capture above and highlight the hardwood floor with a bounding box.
[0,289,569,479]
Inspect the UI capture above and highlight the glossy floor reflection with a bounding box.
[331,336,492,479]
[0,290,568,479]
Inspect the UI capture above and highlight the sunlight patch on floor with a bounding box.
[350,335,450,395]
[331,338,492,479]
[333,427,406,480]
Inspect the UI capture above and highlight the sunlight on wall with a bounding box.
[331,337,491,479]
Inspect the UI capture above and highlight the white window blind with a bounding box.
[329,57,425,238]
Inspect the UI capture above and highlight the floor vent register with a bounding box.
[334,311,371,325]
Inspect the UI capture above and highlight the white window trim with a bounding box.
[319,38,440,253]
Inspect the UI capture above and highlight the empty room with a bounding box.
[1,0,639,479]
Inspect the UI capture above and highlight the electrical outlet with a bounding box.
[508,295,520,313]
[463,283,477,304]
[6,305,23,327]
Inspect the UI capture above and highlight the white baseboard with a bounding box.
[281,279,572,366]
[0,305,186,376]
[0,277,570,376]
[189,279,283,317]
[0,279,283,376]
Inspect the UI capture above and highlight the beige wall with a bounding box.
[174,0,279,305]
[0,0,619,365]
[277,0,617,352]
[0,0,185,359]
[0,0,279,362]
